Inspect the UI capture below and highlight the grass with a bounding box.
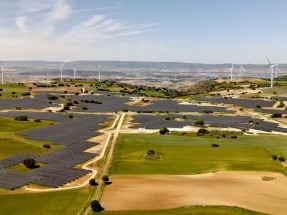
[0,189,90,215]
[0,116,60,158]
[100,206,266,215]
[110,133,287,175]
[0,83,29,99]
[262,86,287,95]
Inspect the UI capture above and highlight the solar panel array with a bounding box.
[131,113,287,133]
[195,97,276,108]
[67,94,233,113]
[0,113,110,189]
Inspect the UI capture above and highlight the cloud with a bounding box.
[0,0,161,61]
[46,0,71,23]
[15,16,29,35]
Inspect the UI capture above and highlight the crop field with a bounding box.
[110,133,287,175]
[100,206,266,215]
[0,189,89,215]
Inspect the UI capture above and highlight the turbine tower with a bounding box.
[98,66,101,82]
[0,61,3,84]
[229,61,235,82]
[266,57,278,88]
[238,65,246,79]
[60,61,66,82]
[73,64,77,80]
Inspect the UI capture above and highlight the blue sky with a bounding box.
[0,0,286,63]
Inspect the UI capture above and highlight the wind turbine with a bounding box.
[229,61,235,82]
[73,64,77,80]
[60,61,66,82]
[238,65,246,79]
[0,61,3,84]
[98,66,101,82]
[275,65,281,78]
[266,57,278,88]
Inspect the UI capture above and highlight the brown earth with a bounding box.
[101,171,287,215]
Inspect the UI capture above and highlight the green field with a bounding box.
[110,133,287,175]
[0,83,29,98]
[262,86,287,95]
[0,189,89,215]
[0,116,60,158]
[101,206,266,215]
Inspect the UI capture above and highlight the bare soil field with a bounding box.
[101,171,287,215]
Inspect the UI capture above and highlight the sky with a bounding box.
[0,0,286,63]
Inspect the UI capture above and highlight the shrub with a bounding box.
[34,119,41,123]
[75,92,79,95]
[159,127,169,135]
[43,144,51,149]
[197,128,208,135]
[121,108,128,112]
[231,135,238,139]
[271,113,282,118]
[256,105,261,108]
[221,134,226,138]
[82,107,88,110]
[11,91,15,94]
[68,115,74,119]
[211,143,219,147]
[14,115,28,121]
[47,94,58,100]
[22,92,31,96]
[23,158,36,169]
[102,175,110,184]
[278,157,285,162]
[271,155,278,160]
[194,119,204,126]
[89,179,98,186]
[90,200,103,212]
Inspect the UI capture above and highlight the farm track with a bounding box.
[80,113,126,215]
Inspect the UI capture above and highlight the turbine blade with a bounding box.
[266,57,272,65]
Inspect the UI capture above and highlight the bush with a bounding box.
[159,127,169,135]
[194,119,204,126]
[256,105,261,108]
[278,157,285,162]
[14,115,28,121]
[271,113,282,118]
[230,135,238,139]
[82,107,88,110]
[22,92,31,96]
[75,92,79,95]
[197,128,208,135]
[34,119,41,123]
[271,155,278,160]
[102,175,109,184]
[90,200,103,212]
[43,144,51,149]
[47,94,58,100]
[23,158,36,169]
[211,143,219,147]
[89,179,98,186]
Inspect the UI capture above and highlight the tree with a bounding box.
[23,158,36,169]
[159,127,169,135]
[14,115,28,121]
[90,200,103,212]
[102,175,109,184]
[197,128,208,135]
[194,119,204,126]
[89,179,98,186]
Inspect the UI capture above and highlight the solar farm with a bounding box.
[1,79,287,215]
